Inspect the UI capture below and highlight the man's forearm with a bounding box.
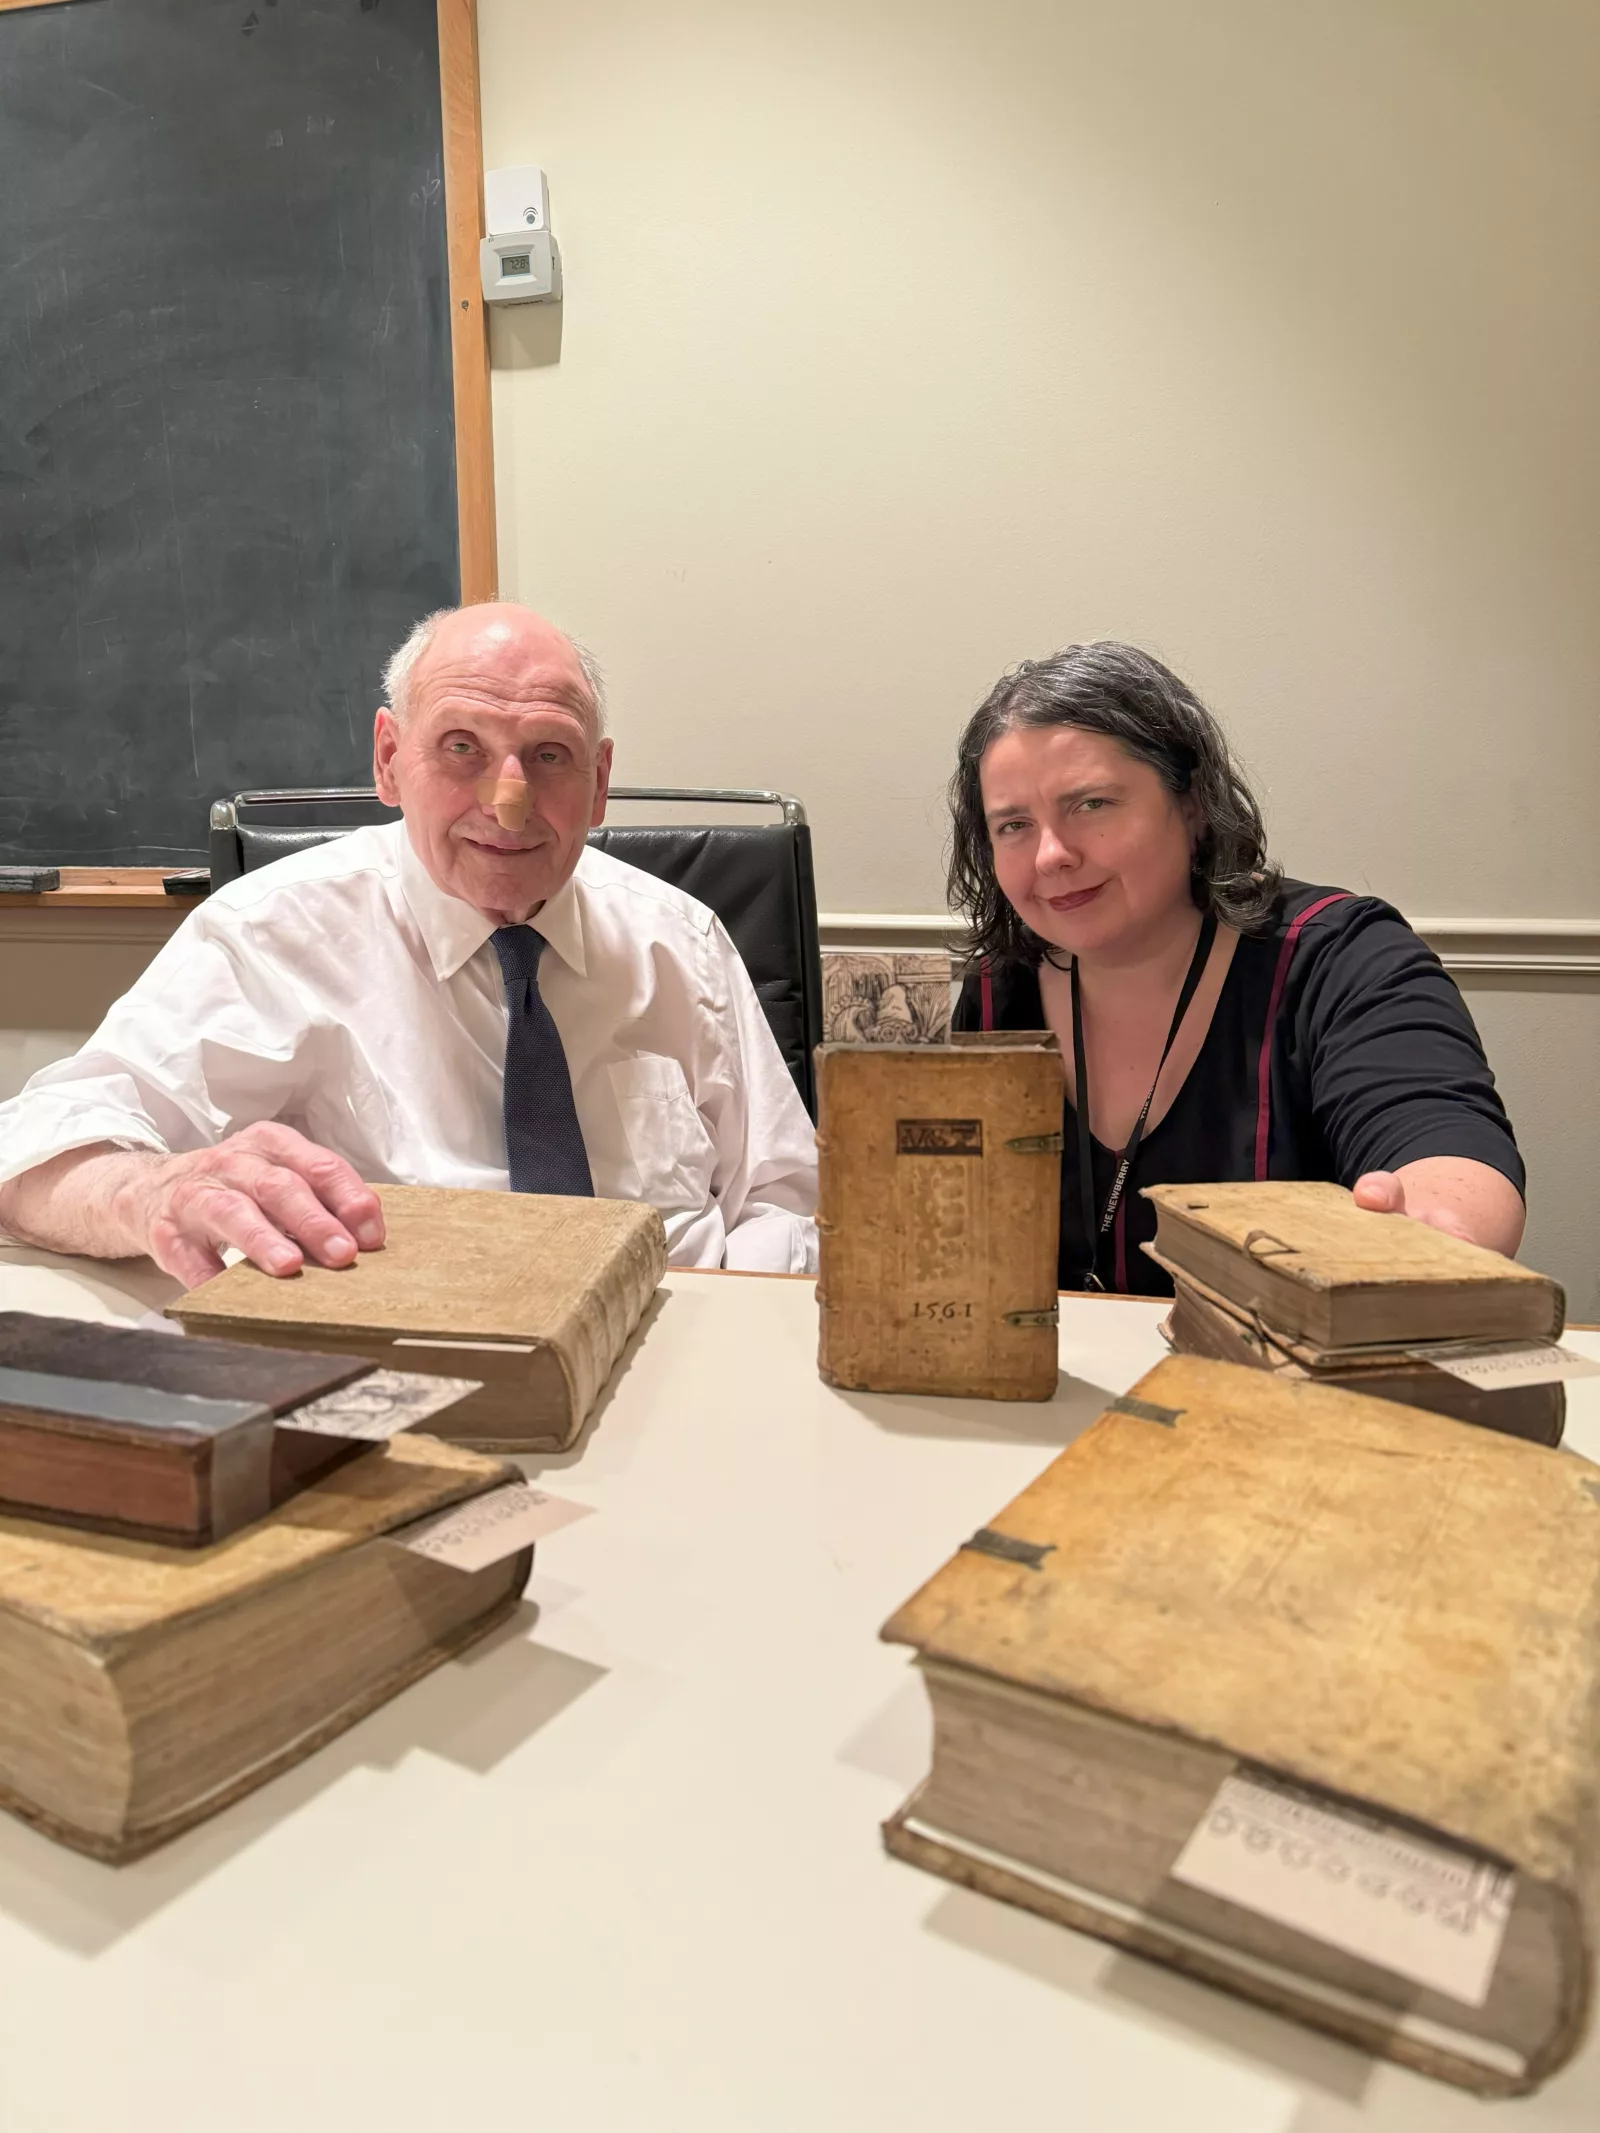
[0,1145,162,1261]
[2,1124,384,1285]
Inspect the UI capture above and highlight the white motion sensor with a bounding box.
[479,164,561,306]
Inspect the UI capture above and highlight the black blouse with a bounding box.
[951,881,1525,1295]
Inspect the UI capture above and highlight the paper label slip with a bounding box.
[1407,1341,1600,1390]
[278,1369,482,1442]
[1172,1771,1514,2008]
[392,1483,593,1572]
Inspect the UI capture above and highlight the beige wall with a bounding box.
[1454,979,1599,1318]
[477,0,1599,1306]
[0,914,184,1144]
[480,0,1600,923]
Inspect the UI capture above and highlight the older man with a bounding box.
[0,605,818,1280]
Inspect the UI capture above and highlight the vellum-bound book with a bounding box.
[171,1185,668,1451]
[1141,1180,1563,1349]
[1157,1259,1565,1447]
[815,1043,1062,1400]
[881,1356,1600,2094]
[0,1433,529,1862]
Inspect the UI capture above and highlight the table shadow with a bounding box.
[836,1677,931,1790]
[917,1881,1377,2106]
[835,1370,1119,1448]
[0,1607,605,1956]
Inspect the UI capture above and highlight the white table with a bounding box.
[1,1243,1597,2133]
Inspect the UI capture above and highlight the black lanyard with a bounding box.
[1070,910,1217,1290]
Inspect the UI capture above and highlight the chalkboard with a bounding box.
[0,0,465,865]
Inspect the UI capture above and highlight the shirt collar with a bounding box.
[527,865,587,979]
[393,821,588,984]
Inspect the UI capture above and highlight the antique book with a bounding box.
[881,1356,1600,2094]
[815,1042,1062,1400]
[171,1185,668,1451]
[0,1432,531,1862]
[0,1310,379,1545]
[1157,1260,1565,1446]
[1141,1180,1563,1350]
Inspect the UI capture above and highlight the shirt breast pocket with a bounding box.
[606,1053,718,1212]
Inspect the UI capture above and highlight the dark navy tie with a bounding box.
[491,926,593,1196]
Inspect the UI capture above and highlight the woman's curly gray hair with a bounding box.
[947,641,1281,965]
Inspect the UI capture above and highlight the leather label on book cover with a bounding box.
[391,1482,593,1572]
[1409,1341,1600,1390]
[896,1118,983,1157]
[1172,1771,1515,2007]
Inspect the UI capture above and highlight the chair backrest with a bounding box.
[209,787,824,1116]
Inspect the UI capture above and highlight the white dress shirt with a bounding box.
[0,823,819,1272]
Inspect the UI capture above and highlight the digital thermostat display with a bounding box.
[501,252,531,277]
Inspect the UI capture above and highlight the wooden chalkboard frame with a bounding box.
[436,0,497,604]
[0,0,497,591]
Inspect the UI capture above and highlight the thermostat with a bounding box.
[480,164,562,306]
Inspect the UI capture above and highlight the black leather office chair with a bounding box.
[208,786,824,1115]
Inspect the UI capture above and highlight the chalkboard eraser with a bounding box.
[0,867,60,894]
[162,869,211,896]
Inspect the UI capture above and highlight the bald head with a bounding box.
[383,603,607,738]
[372,600,615,925]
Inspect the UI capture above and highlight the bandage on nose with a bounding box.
[476,773,530,832]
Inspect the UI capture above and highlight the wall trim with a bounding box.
[0,910,187,947]
[1,903,1592,974]
[818,912,1600,976]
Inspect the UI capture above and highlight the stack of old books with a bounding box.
[0,1307,535,1862]
[0,1187,667,1863]
[1142,1180,1569,1445]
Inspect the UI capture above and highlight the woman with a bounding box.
[948,643,1525,1294]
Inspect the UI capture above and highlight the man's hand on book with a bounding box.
[131,1124,386,1286]
[0,1129,386,1285]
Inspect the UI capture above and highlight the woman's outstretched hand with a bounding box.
[1352,1158,1524,1258]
